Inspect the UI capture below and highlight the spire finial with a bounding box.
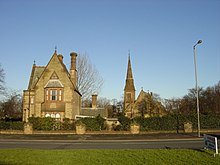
[34,60,36,65]
[128,49,130,57]
[55,45,57,53]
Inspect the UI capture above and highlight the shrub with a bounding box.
[61,118,75,130]
[28,117,54,130]
[78,115,105,131]
[133,114,220,131]
[118,115,131,131]
[0,120,23,130]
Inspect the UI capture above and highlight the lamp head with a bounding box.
[197,40,202,44]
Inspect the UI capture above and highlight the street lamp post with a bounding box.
[193,40,202,137]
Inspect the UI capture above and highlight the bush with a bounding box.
[61,118,75,130]
[133,114,220,131]
[28,117,54,130]
[0,120,23,130]
[118,115,131,131]
[78,115,105,131]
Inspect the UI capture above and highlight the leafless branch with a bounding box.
[76,53,104,100]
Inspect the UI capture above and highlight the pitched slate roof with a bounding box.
[28,65,45,89]
[44,80,64,88]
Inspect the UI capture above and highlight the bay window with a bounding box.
[45,88,63,101]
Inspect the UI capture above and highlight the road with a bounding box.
[0,138,207,150]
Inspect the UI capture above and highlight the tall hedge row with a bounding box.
[1,114,220,131]
[133,114,220,131]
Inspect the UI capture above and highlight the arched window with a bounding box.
[45,113,50,117]
[51,114,55,118]
[55,113,61,119]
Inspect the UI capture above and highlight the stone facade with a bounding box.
[22,51,81,122]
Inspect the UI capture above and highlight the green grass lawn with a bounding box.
[0,149,219,165]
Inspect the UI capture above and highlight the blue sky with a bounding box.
[0,0,219,100]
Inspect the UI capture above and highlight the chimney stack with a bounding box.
[92,94,97,109]
[70,52,77,87]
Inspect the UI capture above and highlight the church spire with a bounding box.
[126,54,134,80]
[124,52,136,118]
[124,54,135,91]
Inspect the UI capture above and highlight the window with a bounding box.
[59,90,62,101]
[45,88,63,101]
[46,90,49,101]
[30,97,34,104]
[51,90,57,100]
[45,113,50,117]
[126,93,131,103]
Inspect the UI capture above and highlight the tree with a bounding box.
[199,82,220,115]
[0,63,5,95]
[0,91,22,120]
[136,93,166,117]
[173,81,220,115]
[76,54,104,100]
[97,97,111,108]
[164,98,181,114]
[137,99,147,117]
[180,87,204,114]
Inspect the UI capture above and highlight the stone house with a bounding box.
[22,51,81,121]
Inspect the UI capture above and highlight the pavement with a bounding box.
[0,132,219,141]
[1,133,220,149]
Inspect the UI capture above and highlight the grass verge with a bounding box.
[0,149,219,165]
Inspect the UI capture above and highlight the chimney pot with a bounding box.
[58,54,63,62]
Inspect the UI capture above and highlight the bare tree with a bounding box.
[0,91,22,119]
[97,97,111,108]
[0,63,5,94]
[76,53,104,100]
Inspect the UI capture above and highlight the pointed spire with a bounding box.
[124,53,135,91]
[126,52,133,79]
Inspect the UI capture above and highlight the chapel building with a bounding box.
[124,55,166,118]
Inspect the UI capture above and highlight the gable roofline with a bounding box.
[27,63,45,90]
[31,51,81,95]
[136,89,147,102]
[27,63,36,89]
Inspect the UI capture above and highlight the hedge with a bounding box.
[1,114,220,132]
[117,115,131,131]
[28,117,75,131]
[133,114,220,131]
[61,118,75,130]
[78,115,105,131]
[0,120,24,130]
